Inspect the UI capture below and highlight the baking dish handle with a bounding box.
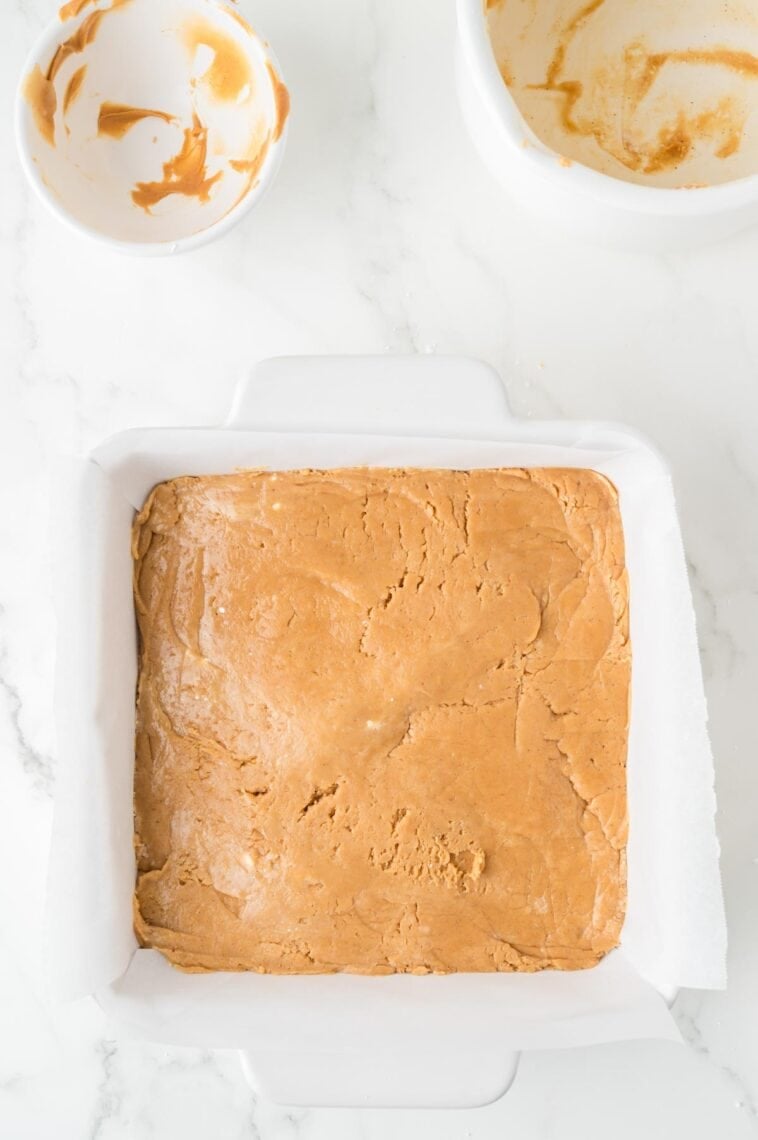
[227,355,512,436]
[228,354,519,1107]
[239,1045,520,1109]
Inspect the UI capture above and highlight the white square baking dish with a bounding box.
[49,355,725,1109]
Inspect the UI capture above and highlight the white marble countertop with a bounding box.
[2,0,757,1136]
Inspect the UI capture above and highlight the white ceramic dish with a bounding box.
[456,0,758,248]
[15,0,289,255]
[48,356,724,1108]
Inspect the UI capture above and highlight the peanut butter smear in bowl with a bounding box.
[487,0,758,187]
[16,0,290,252]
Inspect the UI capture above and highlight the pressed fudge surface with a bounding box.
[132,467,630,974]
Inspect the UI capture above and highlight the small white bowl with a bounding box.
[456,0,758,248]
[16,0,290,255]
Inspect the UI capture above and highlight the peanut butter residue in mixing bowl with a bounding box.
[531,0,606,135]
[47,10,102,81]
[48,0,131,84]
[131,113,223,211]
[223,59,290,211]
[184,17,253,103]
[266,61,290,141]
[25,0,132,147]
[229,136,269,178]
[622,48,758,173]
[59,0,97,19]
[224,5,255,36]
[98,101,175,139]
[640,99,743,174]
[58,0,100,19]
[632,47,758,102]
[23,66,57,147]
[538,29,758,173]
[227,132,271,212]
[488,0,758,186]
[63,65,87,117]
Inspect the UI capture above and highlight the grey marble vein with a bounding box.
[0,613,54,796]
[686,556,741,680]
[88,1041,122,1140]
[675,1003,757,1123]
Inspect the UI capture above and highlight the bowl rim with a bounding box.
[457,0,758,218]
[14,0,289,256]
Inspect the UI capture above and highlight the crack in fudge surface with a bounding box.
[132,467,630,974]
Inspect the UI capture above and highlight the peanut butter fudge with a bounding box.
[133,468,630,973]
